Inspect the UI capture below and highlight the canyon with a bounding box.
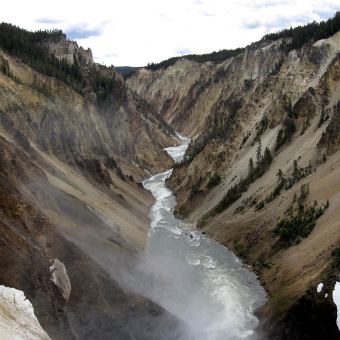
[127,31,340,338]
[1,21,340,339]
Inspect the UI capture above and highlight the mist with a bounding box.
[92,223,266,340]
[97,159,266,339]
[26,132,266,339]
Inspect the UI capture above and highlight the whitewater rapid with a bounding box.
[142,133,267,340]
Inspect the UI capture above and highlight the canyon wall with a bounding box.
[2,23,340,339]
[0,35,181,338]
[128,32,340,338]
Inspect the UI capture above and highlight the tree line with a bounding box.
[0,23,83,89]
[146,48,245,71]
[146,11,340,72]
[263,11,340,51]
[0,23,125,106]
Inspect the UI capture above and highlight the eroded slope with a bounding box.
[0,37,181,338]
[128,32,340,338]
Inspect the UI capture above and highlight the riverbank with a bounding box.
[177,150,340,338]
[141,134,267,339]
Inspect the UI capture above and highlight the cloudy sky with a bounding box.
[2,0,339,66]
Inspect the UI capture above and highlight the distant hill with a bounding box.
[115,66,143,75]
[145,48,245,71]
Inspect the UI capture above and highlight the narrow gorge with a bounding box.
[127,26,340,339]
[141,134,266,339]
[1,18,340,339]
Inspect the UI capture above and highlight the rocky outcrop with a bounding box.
[43,33,93,65]
[0,286,52,340]
[320,100,340,155]
[257,283,339,339]
[127,59,216,138]
[49,259,72,301]
[0,47,174,175]
[127,39,287,139]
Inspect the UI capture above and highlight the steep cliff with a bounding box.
[43,33,94,66]
[128,31,340,338]
[0,30,181,339]
[0,136,184,339]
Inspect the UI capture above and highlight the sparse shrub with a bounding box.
[233,237,246,257]
[0,59,22,84]
[332,247,340,267]
[191,176,203,197]
[207,173,221,188]
[105,156,118,169]
[211,142,273,215]
[216,151,226,166]
[276,118,296,151]
[270,58,284,75]
[275,199,328,247]
[235,244,246,257]
[241,133,250,148]
[317,106,330,128]
[217,151,226,161]
[255,200,265,211]
[256,117,269,137]
[299,183,310,202]
[325,199,330,208]
[215,183,242,213]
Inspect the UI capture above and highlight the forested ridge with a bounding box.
[263,11,340,50]
[145,11,340,72]
[0,23,83,86]
[0,23,123,106]
[145,47,245,71]
[3,11,339,78]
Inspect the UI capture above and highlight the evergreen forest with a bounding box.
[146,11,340,71]
[0,23,123,106]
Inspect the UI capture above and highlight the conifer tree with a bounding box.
[256,140,263,174]
[263,147,273,169]
[248,158,254,181]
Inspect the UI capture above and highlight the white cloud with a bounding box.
[2,0,339,66]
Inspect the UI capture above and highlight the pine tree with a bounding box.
[263,147,273,169]
[277,169,284,185]
[248,158,254,181]
[293,159,300,180]
[256,140,262,168]
[256,140,263,175]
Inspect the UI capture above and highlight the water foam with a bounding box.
[142,132,266,339]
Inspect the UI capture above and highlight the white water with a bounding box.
[164,132,191,163]
[142,133,267,340]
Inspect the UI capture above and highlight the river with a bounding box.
[141,133,267,339]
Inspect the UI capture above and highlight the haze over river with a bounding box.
[142,133,267,340]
